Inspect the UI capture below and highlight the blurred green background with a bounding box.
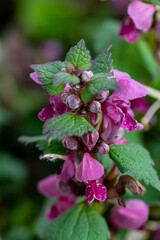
[0,0,160,239]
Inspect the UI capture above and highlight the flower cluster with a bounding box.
[30,45,148,223]
[119,0,156,43]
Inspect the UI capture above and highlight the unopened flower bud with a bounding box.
[63,136,80,150]
[97,142,109,155]
[61,93,68,104]
[64,62,74,72]
[89,101,101,113]
[66,94,81,109]
[95,91,109,102]
[61,68,67,72]
[82,130,99,151]
[111,199,149,230]
[81,71,93,82]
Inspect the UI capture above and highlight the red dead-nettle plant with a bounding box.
[20,40,160,240]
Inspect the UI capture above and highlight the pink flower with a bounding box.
[131,97,149,115]
[38,93,70,122]
[47,195,77,221]
[111,199,149,230]
[76,153,104,182]
[103,70,148,133]
[38,174,63,198]
[128,1,155,32]
[38,174,77,221]
[119,0,155,43]
[59,151,77,183]
[85,179,107,204]
[112,70,148,101]
[119,17,140,43]
[101,102,124,144]
[122,112,143,132]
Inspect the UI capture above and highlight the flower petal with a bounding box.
[119,17,140,43]
[50,95,70,116]
[30,72,43,84]
[122,113,144,132]
[101,101,124,143]
[112,70,148,100]
[38,174,63,198]
[38,103,55,122]
[85,185,94,204]
[128,0,155,32]
[94,183,107,202]
[59,151,76,182]
[111,199,149,230]
[76,153,104,182]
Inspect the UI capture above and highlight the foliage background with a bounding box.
[0,0,160,239]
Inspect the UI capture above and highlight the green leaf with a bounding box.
[54,72,80,87]
[109,144,160,191]
[43,113,96,140]
[97,153,113,172]
[31,61,65,84]
[18,135,66,154]
[46,203,110,240]
[82,72,120,102]
[18,135,46,145]
[145,0,160,5]
[65,39,91,70]
[36,139,66,155]
[31,61,66,95]
[91,46,113,74]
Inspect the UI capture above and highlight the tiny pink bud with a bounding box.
[66,94,81,109]
[61,68,67,72]
[111,199,149,230]
[81,71,93,82]
[63,136,80,150]
[88,101,101,113]
[61,93,68,104]
[82,131,99,151]
[97,142,109,155]
[95,91,109,102]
